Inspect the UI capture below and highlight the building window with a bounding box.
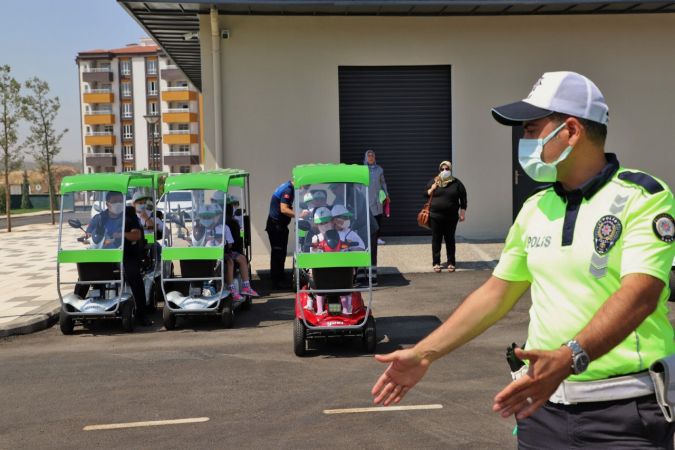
[122,102,132,119]
[147,59,157,75]
[147,80,157,96]
[104,125,113,134]
[179,166,191,174]
[122,82,131,97]
[120,60,131,76]
[123,124,133,139]
[148,102,158,115]
[123,145,134,160]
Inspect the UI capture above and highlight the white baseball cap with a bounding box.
[492,71,609,126]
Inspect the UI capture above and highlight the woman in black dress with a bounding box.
[424,161,467,273]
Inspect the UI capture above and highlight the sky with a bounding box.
[0,0,149,163]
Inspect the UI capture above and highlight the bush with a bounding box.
[0,185,5,213]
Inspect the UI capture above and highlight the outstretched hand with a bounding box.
[493,347,571,420]
[371,349,431,406]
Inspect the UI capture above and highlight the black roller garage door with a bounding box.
[339,65,452,236]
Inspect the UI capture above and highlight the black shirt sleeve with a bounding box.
[424,178,435,198]
[457,179,467,210]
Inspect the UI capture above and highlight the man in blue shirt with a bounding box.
[266,180,295,289]
[77,191,151,326]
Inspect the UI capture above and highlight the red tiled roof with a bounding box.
[79,44,159,56]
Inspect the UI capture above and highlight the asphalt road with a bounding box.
[0,271,530,450]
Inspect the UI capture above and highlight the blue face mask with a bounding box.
[518,122,573,183]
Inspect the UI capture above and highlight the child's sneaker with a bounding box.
[241,286,259,297]
[230,290,243,301]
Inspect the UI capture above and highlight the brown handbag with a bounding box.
[417,198,432,229]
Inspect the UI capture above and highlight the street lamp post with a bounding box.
[144,114,161,171]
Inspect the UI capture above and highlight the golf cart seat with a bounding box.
[312,267,354,290]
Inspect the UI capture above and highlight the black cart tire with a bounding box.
[153,281,164,311]
[59,311,74,335]
[221,298,234,328]
[163,306,176,330]
[241,295,252,311]
[121,301,135,333]
[363,316,377,353]
[294,319,307,357]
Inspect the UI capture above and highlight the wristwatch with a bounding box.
[565,340,590,374]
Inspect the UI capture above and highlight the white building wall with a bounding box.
[109,58,121,171]
[132,56,149,170]
[200,13,675,253]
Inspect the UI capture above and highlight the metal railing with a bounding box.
[122,91,132,97]
[165,108,190,113]
[85,131,114,136]
[123,153,134,160]
[86,150,114,155]
[167,130,191,135]
[87,110,114,115]
[165,86,189,91]
[87,89,112,94]
[167,149,191,155]
[83,67,112,73]
[122,113,133,119]
[148,91,158,96]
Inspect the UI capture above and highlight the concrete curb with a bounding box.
[0,304,61,338]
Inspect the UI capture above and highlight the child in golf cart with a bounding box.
[304,206,356,315]
[331,204,365,251]
[197,205,259,301]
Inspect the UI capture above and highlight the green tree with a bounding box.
[0,65,24,231]
[23,77,67,225]
[20,169,32,209]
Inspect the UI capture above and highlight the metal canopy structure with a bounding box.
[119,0,675,90]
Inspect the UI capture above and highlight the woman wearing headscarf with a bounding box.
[424,160,467,273]
[362,149,389,286]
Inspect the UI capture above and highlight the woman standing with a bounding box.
[424,161,467,273]
[363,149,389,286]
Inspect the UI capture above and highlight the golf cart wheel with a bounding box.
[162,306,176,330]
[241,295,252,311]
[363,316,377,353]
[59,311,74,335]
[121,301,135,333]
[153,281,164,311]
[293,319,307,357]
[221,298,234,328]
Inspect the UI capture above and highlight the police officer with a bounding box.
[266,179,295,289]
[371,72,675,448]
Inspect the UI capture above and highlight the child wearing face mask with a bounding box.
[305,206,336,314]
[331,204,365,314]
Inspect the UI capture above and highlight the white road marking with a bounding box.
[324,404,442,415]
[83,417,209,431]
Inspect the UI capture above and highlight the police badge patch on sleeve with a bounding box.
[652,213,675,243]
[594,215,622,254]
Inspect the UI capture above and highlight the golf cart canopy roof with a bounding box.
[127,170,168,189]
[164,169,249,192]
[293,164,369,186]
[60,173,153,194]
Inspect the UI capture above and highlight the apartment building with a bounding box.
[76,37,203,174]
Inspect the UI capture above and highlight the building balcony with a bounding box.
[161,90,197,102]
[84,112,115,125]
[82,69,113,83]
[162,110,198,124]
[85,152,116,167]
[163,153,200,166]
[83,91,114,104]
[161,67,184,82]
[84,133,116,146]
[163,131,198,145]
